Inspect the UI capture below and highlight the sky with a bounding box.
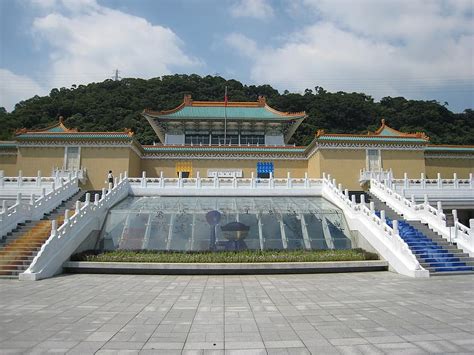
[0,0,473,112]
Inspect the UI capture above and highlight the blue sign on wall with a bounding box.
[257,162,274,174]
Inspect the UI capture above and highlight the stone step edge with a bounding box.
[63,260,389,275]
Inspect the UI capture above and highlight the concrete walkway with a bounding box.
[0,272,473,354]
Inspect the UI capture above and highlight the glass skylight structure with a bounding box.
[97,196,353,252]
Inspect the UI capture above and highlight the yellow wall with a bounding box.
[81,147,131,190]
[128,149,141,178]
[382,150,425,179]
[141,158,308,178]
[18,147,64,176]
[0,154,18,175]
[319,150,366,190]
[425,157,474,179]
[307,151,320,178]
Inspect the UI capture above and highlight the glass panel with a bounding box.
[97,196,353,252]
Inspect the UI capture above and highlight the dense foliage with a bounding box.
[1,74,472,145]
[71,249,379,263]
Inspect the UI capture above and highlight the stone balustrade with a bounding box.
[128,171,323,196]
[322,174,427,277]
[370,178,474,256]
[0,173,80,238]
[20,172,129,281]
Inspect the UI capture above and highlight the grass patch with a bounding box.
[71,249,378,263]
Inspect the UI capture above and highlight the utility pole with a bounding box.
[113,69,121,81]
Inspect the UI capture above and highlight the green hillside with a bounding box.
[1,74,472,145]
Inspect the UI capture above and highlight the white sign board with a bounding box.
[207,169,243,178]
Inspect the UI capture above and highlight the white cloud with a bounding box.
[225,33,259,57]
[0,69,47,112]
[230,0,274,20]
[227,0,474,98]
[31,0,200,89]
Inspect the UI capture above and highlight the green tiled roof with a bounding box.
[377,127,401,136]
[46,126,68,132]
[317,136,427,143]
[426,146,474,152]
[155,106,304,120]
[0,142,17,149]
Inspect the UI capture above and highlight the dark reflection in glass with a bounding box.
[98,196,353,252]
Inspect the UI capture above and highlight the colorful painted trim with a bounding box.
[16,133,134,140]
[143,145,306,153]
[316,136,427,143]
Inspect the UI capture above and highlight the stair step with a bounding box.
[430,270,474,276]
[428,266,474,272]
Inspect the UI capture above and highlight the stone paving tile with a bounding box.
[0,272,473,353]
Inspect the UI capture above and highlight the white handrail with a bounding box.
[322,173,427,277]
[20,172,129,280]
[370,178,473,256]
[0,173,80,237]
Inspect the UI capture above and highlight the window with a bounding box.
[185,135,209,145]
[65,146,80,170]
[241,135,264,145]
[367,149,381,171]
[211,135,238,145]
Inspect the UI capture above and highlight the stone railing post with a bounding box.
[380,210,386,225]
[2,200,7,213]
[287,172,291,189]
[102,188,106,199]
[18,170,23,187]
[269,172,274,189]
[63,209,69,225]
[51,220,57,237]
[124,171,128,179]
[85,193,91,206]
[75,201,81,214]
[344,189,349,199]
[351,195,356,207]
[469,173,473,189]
[423,194,429,206]
[16,192,22,206]
[196,171,201,189]
[403,172,408,188]
[369,201,375,214]
[360,194,365,206]
[108,183,113,192]
[392,220,399,236]
[251,172,255,189]
[36,170,42,187]
[411,195,415,205]
[437,173,442,189]
[437,201,443,215]
[452,209,458,223]
[30,193,35,205]
[421,173,425,189]
[141,171,147,188]
[160,171,164,188]
[233,176,237,189]
[114,177,118,187]
[178,171,183,188]
[469,219,474,238]
[304,172,309,188]
[0,175,3,188]
[94,193,100,206]
[453,173,458,188]
[119,173,123,183]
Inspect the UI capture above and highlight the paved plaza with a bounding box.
[0,272,473,354]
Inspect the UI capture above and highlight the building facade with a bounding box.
[0,96,472,190]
